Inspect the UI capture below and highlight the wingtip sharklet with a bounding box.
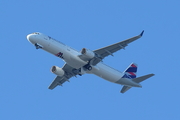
[140,30,144,36]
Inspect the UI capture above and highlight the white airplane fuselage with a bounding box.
[27,32,141,87]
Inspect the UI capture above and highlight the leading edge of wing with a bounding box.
[93,31,144,59]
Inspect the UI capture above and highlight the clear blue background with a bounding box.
[1,0,180,120]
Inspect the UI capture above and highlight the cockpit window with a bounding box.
[32,32,40,35]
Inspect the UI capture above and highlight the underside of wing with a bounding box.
[48,64,79,90]
[48,76,68,89]
[93,31,144,60]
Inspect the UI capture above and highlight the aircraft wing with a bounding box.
[93,31,144,64]
[48,64,77,89]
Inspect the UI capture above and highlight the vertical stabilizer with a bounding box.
[120,63,154,93]
[123,63,137,79]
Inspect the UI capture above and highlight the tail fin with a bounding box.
[121,63,154,93]
[123,63,137,79]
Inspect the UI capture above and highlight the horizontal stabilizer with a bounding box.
[133,74,155,83]
[121,86,132,93]
[120,73,155,93]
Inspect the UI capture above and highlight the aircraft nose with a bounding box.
[27,34,30,40]
[27,34,34,44]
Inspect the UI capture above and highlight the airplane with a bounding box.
[27,31,154,93]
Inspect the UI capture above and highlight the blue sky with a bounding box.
[1,0,180,120]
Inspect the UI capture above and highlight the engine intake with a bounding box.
[51,66,65,76]
[81,48,95,59]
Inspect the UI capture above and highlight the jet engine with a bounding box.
[81,48,95,59]
[51,66,65,76]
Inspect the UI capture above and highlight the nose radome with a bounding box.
[27,34,31,40]
[27,34,34,44]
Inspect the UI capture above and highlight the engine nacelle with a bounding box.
[81,48,95,59]
[51,66,65,76]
